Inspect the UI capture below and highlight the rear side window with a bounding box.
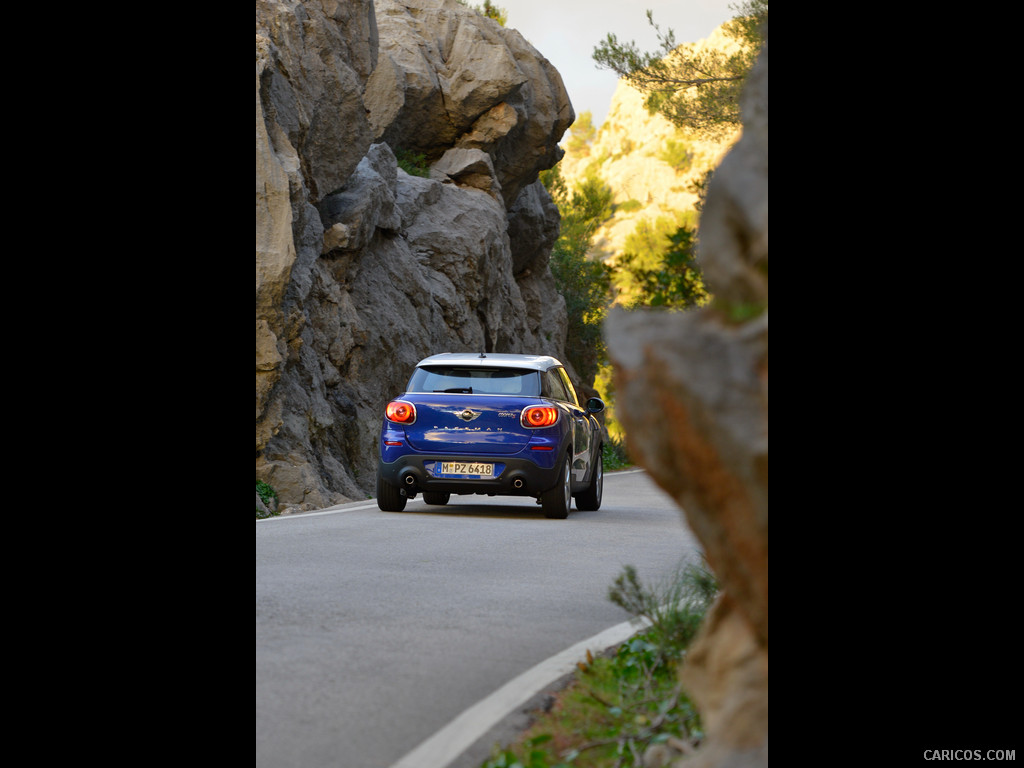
[408,366,541,396]
[542,367,579,406]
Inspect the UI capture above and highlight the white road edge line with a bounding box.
[387,616,651,768]
[256,498,426,519]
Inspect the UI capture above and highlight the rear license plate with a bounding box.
[440,462,494,477]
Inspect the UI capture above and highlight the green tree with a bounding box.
[570,170,613,223]
[541,165,612,386]
[658,136,693,173]
[566,110,598,156]
[614,213,709,310]
[593,1,768,139]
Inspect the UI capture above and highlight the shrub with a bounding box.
[256,480,279,519]
[480,562,717,768]
[613,214,709,310]
[395,149,430,177]
[603,437,632,471]
[616,199,643,214]
[658,138,693,173]
[608,561,718,662]
[540,165,613,386]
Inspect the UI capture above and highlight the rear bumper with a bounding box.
[378,453,561,497]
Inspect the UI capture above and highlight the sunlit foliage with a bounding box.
[593,1,768,139]
[459,0,508,26]
[567,111,598,157]
[540,165,612,387]
[612,212,708,310]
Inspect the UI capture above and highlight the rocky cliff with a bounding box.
[256,0,574,510]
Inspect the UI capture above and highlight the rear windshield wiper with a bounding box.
[434,387,473,393]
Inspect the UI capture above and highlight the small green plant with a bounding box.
[395,149,430,178]
[458,0,508,26]
[479,563,716,767]
[481,735,554,768]
[714,297,767,324]
[658,138,693,174]
[256,480,279,519]
[615,199,643,214]
[608,561,718,663]
[603,437,632,471]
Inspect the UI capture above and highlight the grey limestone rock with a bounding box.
[256,0,573,509]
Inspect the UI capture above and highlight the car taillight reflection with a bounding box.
[386,400,417,424]
[521,406,558,428]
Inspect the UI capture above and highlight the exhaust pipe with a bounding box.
[512,477,525,490]
[399,469,420,499]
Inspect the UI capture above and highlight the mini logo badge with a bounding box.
[458,409,481,422]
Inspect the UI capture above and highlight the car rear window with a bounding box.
[407,366,541,396]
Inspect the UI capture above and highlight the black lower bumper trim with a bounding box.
[378,454,559,496]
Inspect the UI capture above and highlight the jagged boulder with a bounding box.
[319,143,403,253]
[506,178,560,276]
[430,147,503,201]
[366,0,574,207]
[255,0,378,201]
[605,44,768,768]
[256,0,572,510]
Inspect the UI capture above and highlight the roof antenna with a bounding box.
[479,352,487,358]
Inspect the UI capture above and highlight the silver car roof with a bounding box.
[415,353,563,371]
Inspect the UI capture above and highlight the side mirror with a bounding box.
[586,397,605,414]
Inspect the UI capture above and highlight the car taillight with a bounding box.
[386,400,417,424]
[521,405,558,428]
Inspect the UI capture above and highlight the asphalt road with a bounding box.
[256,469,703,768]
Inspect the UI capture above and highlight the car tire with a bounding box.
[423,492,450,505]
[575,451,603,511]
[542,454,572,519]
[376,472,407,512]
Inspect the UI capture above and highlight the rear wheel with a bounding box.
[542,454,572,519]
[575,452,603,511]
[423,492,450,505]
[376,472,407,512]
